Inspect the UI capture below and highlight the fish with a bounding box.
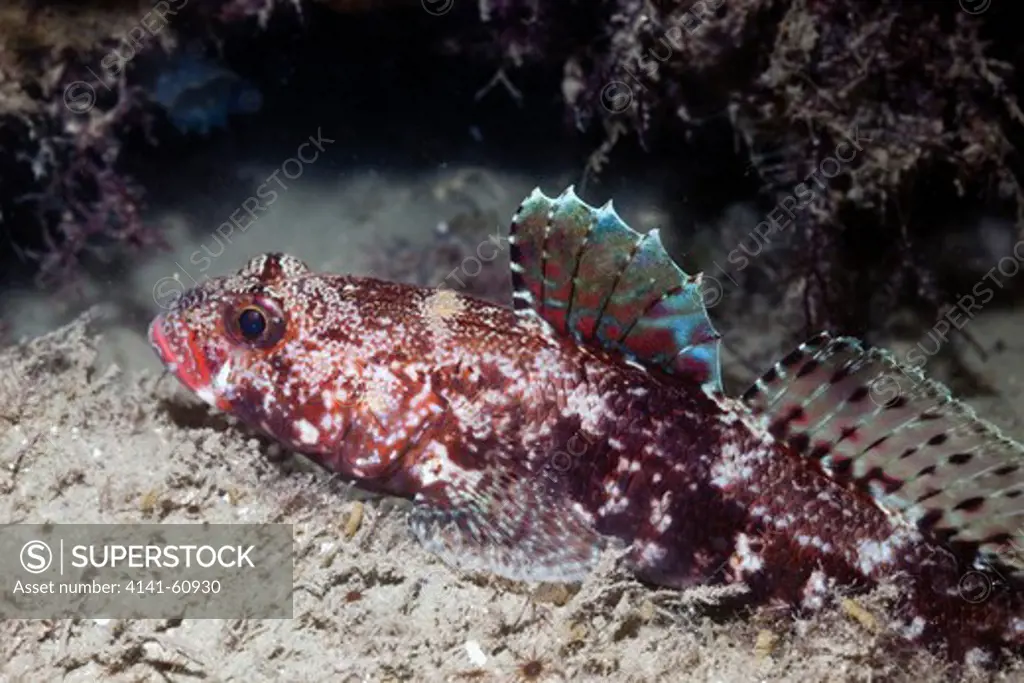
[149,186,1024,665]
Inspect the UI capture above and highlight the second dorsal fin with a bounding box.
[508,186,722,391]
[742,332,1024,579]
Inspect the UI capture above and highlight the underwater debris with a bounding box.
[753,628,780,659]
[11,84,158,291]
[0,0,1019,348]
[343,500,364,539]
[147,47,263,136]
[840,597,879,634]
[472,0,1024,339]
[217,0,304,26]
[0,0,281,290]
[510,647,564,681]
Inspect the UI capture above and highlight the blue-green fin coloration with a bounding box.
[508,186,723,391]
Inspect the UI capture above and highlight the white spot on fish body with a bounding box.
[729,532,764,577]
[639,540,667,564]
[572,502,595,525]
[212,357,233,393]
[800,569,830,610]
[854,525,919,575]
[196,386,217,407]
[411,441,482,490]
[710,440,769,488]
[597,484,631,517]
[563,384,615,434]
[295,419,321,445]
[896,616,927,640]
[649,492,673,533]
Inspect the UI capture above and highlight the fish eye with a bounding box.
[224,299,286,349]
[238,307,267,340]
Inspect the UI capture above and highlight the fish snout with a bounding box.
[148,315,212,395]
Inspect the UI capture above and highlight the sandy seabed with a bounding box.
[2,168,1024,682]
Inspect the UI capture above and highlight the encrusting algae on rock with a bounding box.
[150,186,1024,666]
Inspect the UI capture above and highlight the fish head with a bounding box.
[148,253,320,419]
[149,251,451,476]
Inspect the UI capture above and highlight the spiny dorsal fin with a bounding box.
[742,332,1024,579]
[508,186,722,391]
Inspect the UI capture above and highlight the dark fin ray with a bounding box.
[541,191,596,336]
[743,332,1024,578]
[508,189,554,316]
[508,186,722,390]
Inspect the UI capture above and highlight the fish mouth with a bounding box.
[149,315,225,408]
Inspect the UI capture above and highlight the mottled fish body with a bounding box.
[150,187,1024,664]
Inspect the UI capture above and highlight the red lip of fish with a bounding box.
[149,186,1024,666]
[149,315,216,398]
